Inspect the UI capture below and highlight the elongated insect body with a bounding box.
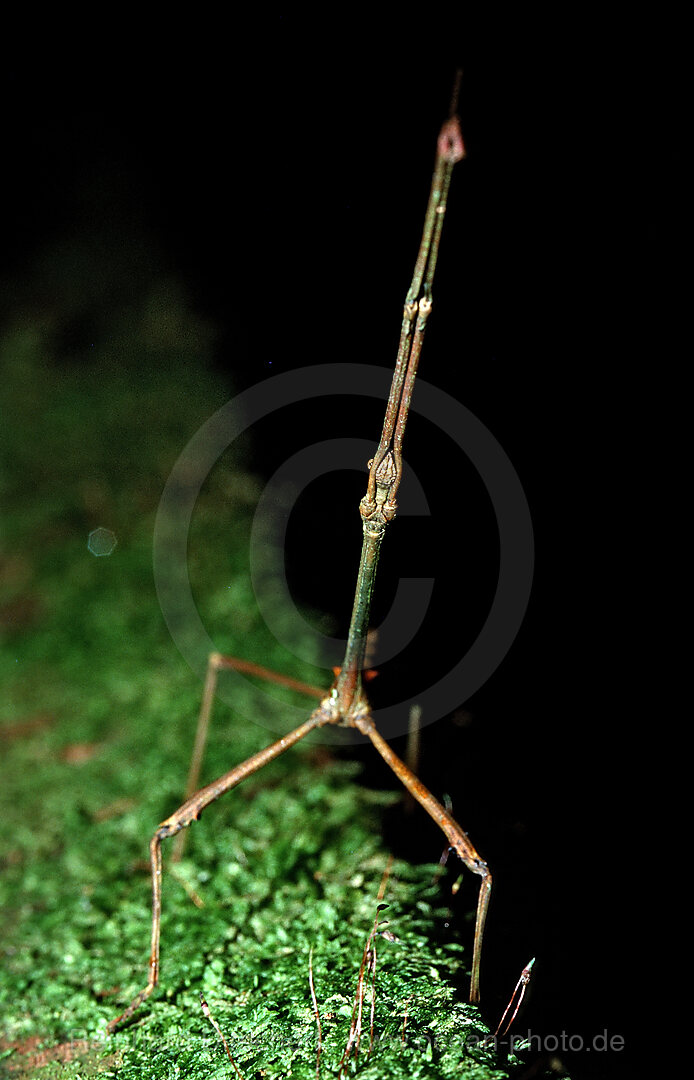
[108,84,491,1034]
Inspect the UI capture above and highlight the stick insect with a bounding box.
[107,82,492,1033]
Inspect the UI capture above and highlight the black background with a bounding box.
[3,16,684,1079]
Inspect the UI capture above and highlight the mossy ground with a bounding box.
[0,298,527,1078]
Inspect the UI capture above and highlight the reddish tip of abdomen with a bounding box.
[438,116,466,163]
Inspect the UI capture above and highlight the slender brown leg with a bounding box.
[355,713,491,1004]
[108,702,334,1031]
[172,652,324,862]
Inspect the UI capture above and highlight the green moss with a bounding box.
[0,298,531,1079]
